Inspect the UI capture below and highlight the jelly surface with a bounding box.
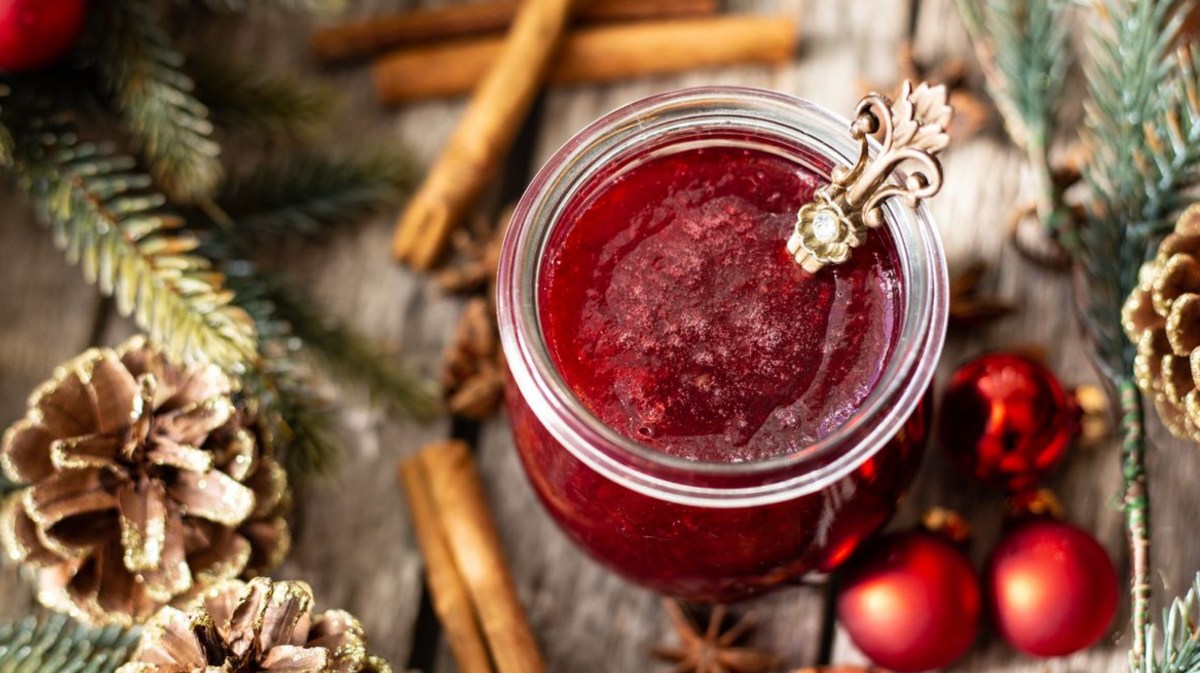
[538,143,904,462]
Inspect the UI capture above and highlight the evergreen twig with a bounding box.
[957,0,1073,236]
[248,274,438,418]
[99,0,222,202]
[218,256,343,476]
[213,151,414,238]
[1136,574,1200,673]
[5,106,257,372]
[0,614,139,673]
[1077,1,1200,666]
[189,56,333,139]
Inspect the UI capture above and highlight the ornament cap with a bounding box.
[1071,384,1110,446]
[788,80,952,272]
[919,507,972,547]
[1004,488,1065,527]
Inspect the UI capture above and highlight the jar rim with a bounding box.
[497,86,948,507]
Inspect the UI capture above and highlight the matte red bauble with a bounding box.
[837,531,981,672]
[940,353,1076,491]
[986,519,1118,657]
[0,0,88,72]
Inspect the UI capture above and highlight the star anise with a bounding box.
[436,206,513,294]
[442,297,505,419]
[652,600,779,673]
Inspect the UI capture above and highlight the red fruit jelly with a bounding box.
[540,146,900,461]
[501,91,942,602]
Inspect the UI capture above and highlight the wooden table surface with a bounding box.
[3,1,1200,671]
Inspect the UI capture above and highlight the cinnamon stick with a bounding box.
[374,16,798,104]
[312,0,718,64]
[391,0,571,269]
[398,458,495,673]
[411,441,548,673]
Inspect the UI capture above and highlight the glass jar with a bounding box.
[497,87,948,602]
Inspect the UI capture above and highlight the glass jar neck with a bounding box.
[497,87,948,508]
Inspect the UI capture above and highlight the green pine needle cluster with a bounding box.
[0,615,138,673]
[189,56,333,139]
[4,106,256,372]
[99,0,222,203]
[247,274,437,418]
[957,0,1070,154]
[214,151,414,238]
[0,0,436,478]
[957,0,1072,232]
[1081,1,1200,378]
[1136,574,1200,673]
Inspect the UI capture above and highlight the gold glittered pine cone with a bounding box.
[0,336,291,626]
[119,578,391,673]
[1123,203,1200,441]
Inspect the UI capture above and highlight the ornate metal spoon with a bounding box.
[787,81,953,273]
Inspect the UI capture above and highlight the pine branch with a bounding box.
[958,0,1069,151]
[1079,0,1195,378]
[1135,573,1200,673]
[189,55,333,139]
[6,106,257,372]
[0,614,139,673]
[98,0,222,202]
[204,235,437,420]
[245,353,343,477]
[189,0,347,17]
[1078,2,1200,667]
[206,254,340,476]
[957,0,1072,234]
[213,151,414,238]
[245,274,438,419]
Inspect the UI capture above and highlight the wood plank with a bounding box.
[466,1,912,671]
[0,185,104,619]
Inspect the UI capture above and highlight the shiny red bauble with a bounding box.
[837,531,981,672]
[940,353,1076,491]
[0,0,88,72]
[986,519,1118,657]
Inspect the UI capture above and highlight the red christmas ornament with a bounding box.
[940,353,1076,491]
[837,530,981,672]
[986,517,1118,657]
[0,0,88,73]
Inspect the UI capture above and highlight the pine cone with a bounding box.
[119,578,391,673]
[0,336,291,626]
[1123,204,1200,441]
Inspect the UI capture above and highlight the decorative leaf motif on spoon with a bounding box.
[788,80,953,273]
